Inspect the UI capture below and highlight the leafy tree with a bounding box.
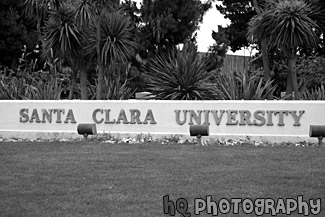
[216,0,255,52]
[205,26,230,72]
[139,0,213,56]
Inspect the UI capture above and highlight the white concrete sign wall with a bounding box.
[0,100,324,141]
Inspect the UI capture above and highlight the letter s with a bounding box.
[19,108,29,123]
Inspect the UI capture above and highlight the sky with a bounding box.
[132,0,254,56]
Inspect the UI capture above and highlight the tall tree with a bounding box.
[251,0,273,99]
[87,8,137,100]
[42,5,84,99]
[71,0,96,100]
[66,0,121,100]
[217,0,325,55]
[139,0,213,56]
[217,0,273,99]
[216,0,255,52]
[22,0,135,100]
[248,0,323,99]
[205,26,230,72]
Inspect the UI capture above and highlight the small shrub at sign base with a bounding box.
[0,135,320,147]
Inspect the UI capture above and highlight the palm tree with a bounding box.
[70,0,97,100]
[42,6,84,99]
[24,0,66,80]
[87,8,137,100]
[24,0,136,100]
[69,0,136,100]
[248,0,322,99]
[251,0,273,100]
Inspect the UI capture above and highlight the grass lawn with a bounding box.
[0,142,324,217]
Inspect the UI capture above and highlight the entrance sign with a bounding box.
[0,100,324,140]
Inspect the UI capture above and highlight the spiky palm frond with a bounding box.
[42,7,83,59]
[24,0,64,20]
[87,9,137,67]
[248,0,321,53]
[308,1,325,32]
[247,9,274,43]
[143,44,219,100]
[72,0,96,28]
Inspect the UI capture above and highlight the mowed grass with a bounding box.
[0,142,324,217]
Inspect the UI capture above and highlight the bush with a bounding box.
[88,75,135,100]
[296,55,325,90]
[0,70,64,100]
[0,44,68,100]
[143,44,219,100]
[271,54,325,98]
[300,83,325,100]
[214,67,277,100]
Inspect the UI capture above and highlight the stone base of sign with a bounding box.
[1,100,325,144]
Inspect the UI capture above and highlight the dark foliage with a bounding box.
[0,0,38,67]
[139,0,213,56]
[216,0,255,52]
[204,26,230,72]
